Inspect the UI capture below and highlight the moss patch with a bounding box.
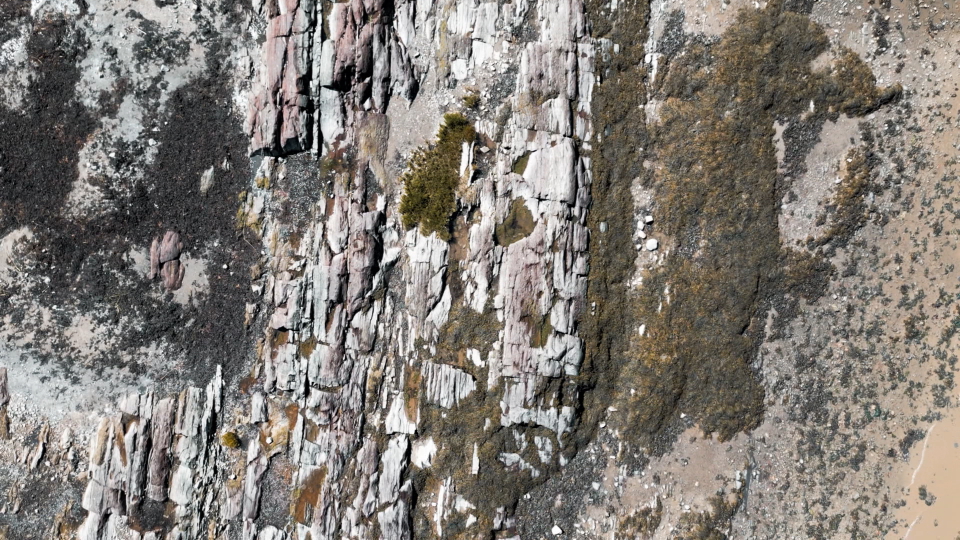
[623,3,897,441]
[494,198,536,247]
[512,152,531,175]
[220,431,242,449]
[462,92,480,109]
[818,146,878,248]
[673,490,743,539]
[578,0,651,458]
[616,499,663,539]
[399,113,476,239]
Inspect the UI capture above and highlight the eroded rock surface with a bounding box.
[1,0,959,537]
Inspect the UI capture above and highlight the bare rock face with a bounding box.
[0,368,9,440]
[247,0,418,156]
[78,368,223,539]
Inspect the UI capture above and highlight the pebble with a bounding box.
[552,524,563,535]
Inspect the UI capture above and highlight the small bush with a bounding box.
[220,431,242,449]
[399,113,476,239]
[462,92,480,109]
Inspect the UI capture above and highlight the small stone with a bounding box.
[265,436,273,444]
[644,215,654,223]
[599,221,608,233]
[552,524,563,535]
[645,238,659,251]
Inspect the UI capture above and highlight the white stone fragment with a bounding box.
[411,437,438,469]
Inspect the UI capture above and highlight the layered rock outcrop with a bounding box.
[246,0,418,156]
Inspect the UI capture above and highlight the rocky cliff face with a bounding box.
[0,0,958,537]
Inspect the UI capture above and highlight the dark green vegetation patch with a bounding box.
[399,113,476,240]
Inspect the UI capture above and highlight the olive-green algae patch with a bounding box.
[494,198,536,247]
[600,2,899,443]
[512,152,531,175]
[399,113,476,240]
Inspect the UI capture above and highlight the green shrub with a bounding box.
[220,431,242,449]
[399,113,476,239]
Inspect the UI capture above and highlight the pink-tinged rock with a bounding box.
[268,13,295,39]
[161,259,185,290]
[279,0,299,15]
[263,36,287,93]
[328,3,350,44]
[281,100,305,154]
[247,93,280,155]
[350,0,366,26]
[355,25,375,78]
[158,231,182,263]
[362,0,384,16]
[333,20,357,88]
[249,1,316,155]
[148,237,160,279]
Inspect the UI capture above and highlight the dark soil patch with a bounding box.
[0,0,28,43]
[128,499,175,535]
[103,74,257,383]
[0,17,93,229]
[0,17,257,386]
[0,473,86,540]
